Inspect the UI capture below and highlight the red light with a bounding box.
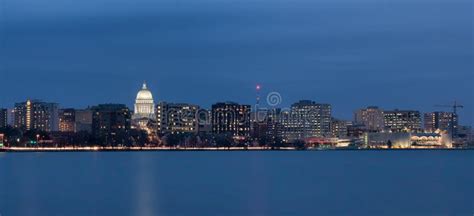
[256,85,261,90]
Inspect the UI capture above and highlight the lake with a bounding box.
[0,151,473,216]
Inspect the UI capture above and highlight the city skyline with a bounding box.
[1,82,471,126]
[1,0,472,215]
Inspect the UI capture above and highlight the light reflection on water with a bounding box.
[0,151,473,216]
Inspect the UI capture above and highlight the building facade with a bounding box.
[0,108,7,128]
[156,102,199,134]
[13,100,59,132]
[281,100,332,142]
[59,108,76,132]
[331,118,352,138]
[75,109,93,132]
[211,102,251,138]
[91,104,131,145]
[424,112,458,134]
[384,109,422,133]
[354,106,385,132]
[132,82,156,127]
[265,108,284,144]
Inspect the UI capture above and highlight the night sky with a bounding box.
[1,0,473,125]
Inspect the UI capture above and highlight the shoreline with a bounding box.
[1,147,472,152]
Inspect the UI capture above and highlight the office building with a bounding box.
[211,102,251,138]
[59,108,76,132]
[281,100,332,142]
[384,109,422,133]
[354,106,385,132]
[331,118,352,138]
[424,112,458,134]
[156,102,199,134]
[0,108,7,128]
[13,100,59,132]
[75,109,93,132]
[91,104,131,145]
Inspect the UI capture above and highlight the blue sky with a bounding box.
[0,0,472,124]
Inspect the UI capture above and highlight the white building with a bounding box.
[132,82,156,127]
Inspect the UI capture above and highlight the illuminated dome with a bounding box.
[136,83,153,101]
[133,82,156,120]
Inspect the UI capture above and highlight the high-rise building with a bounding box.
[354,106,385,132]
[0,108,7,128]
[59,108,76,132]
[75,109,93,132]
[281,100,332,142]
[211,102,251,138]
[91,104,131,145]
[156,102,199,134]
[132,82,156,127]
[14,100,59,132]
[384,109,422,133]
[424,112,458,134]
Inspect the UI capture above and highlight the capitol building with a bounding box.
[133,82,156,127]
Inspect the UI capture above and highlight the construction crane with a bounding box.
[434,101,464,141]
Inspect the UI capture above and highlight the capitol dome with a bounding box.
[133,82,156,120]
[136,83,154,101]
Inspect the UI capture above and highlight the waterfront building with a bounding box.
[347,124,366,138]
[13,100,59,132]
[265,108,284,143]
[383,109,422,133]
[91,104,131,145]
[156,102,199,134]
[59,108,75,132]
[250,110,269,141]
[7,109,15,126]
[354,106,385,132]
[197,109,212,134]
[75,109,93,132]
[424,112,458,134]
[211,102,251,138]
[132,82,156,127]
[366,132,450,149]
[331,118,352,138]
[0,108,7,128]
[280,100,331,142]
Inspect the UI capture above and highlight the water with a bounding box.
[0,151,473,216]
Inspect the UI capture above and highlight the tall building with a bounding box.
[156,102,199,134]
[75,109,93,132]
[14,100,59,132]
[211,102,251,138]
[424,112,458,134]
[0,108,7,128]
[7,109,15,126]
[281,100,332,142]
[265,108,284,143]
[384,109,422,133]
[91,104,131,145]
[59,108,75,132]
[132,82,156,127]
[354,106,385,132]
